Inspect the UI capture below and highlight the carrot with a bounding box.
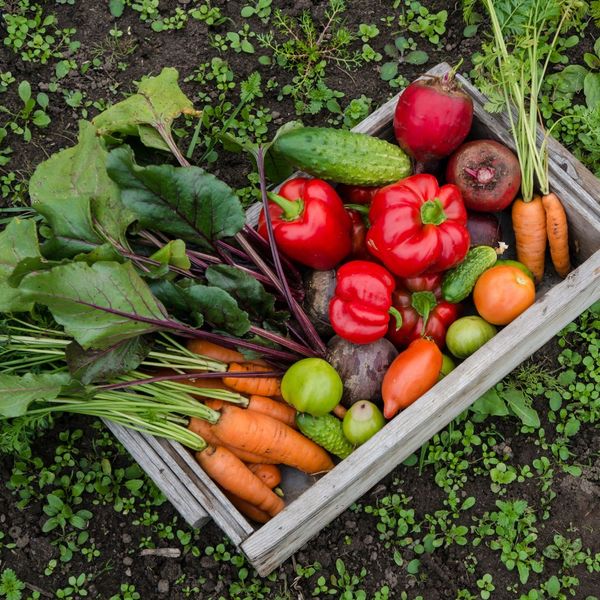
[185,376,235,394]
[204,396,297,429]
[195,446,285,517]
[223,490,271,524]
[542,192,571,278]
[248,395,297,429]
[512,196,547,284]
[188,417,278,464]
[223,362,281,397]
[247,463,282,489]
[187,340,246,364]
[212,404,334,474]
[187,340,268,366]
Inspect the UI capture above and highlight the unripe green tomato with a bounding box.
[342,400,385,446]
[438,353,456,381]
[281,358,343,416]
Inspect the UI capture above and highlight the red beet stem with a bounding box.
[464,166,496,184]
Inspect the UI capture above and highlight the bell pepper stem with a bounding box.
[267,192,304,220]
[344,203,370,215]
[388,307,403,331]
[420,198,447,226]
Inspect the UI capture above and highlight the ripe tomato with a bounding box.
[473,265,536,325]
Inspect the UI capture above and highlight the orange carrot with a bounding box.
[187,340,268,366]
[211,404,334,474]
[188,417,278,464]
[512,196,547,284]
[223,490,271,524]
[195,446,284,517]
[542,192,571,278]
[248,395,297,429]
[223,362,281,397]
[187,340,246,364]
[247,463,282,489]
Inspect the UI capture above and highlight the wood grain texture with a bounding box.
[241,250,600,575]
[103,421,210,528]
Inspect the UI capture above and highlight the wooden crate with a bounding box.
[108,63,600,575]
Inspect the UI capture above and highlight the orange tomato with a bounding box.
[473,265,536,325]
[381,338,442,419]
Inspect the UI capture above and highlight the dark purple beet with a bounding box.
[466,211,503,248]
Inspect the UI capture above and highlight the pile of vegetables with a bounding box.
[0,8,576,524]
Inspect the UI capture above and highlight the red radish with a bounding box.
[466,211,503,248]
[393,74,473,163]
[446,140,521,212]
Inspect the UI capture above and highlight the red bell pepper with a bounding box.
[257,177,352,270]
[366,174,470,277]
[329,260,400,344]
[386,273,461,350]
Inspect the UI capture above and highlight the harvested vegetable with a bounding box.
[393,73,473,163]
[223,490,271,524]
[272,127,412,186]
[303,269,337,337]
[187,339,247,364]
[466,212,503,248]
[542,193,571,278]
[473,265,536,325]
[337,184,380,205]
[296,413,354,459]
[387,273,461,350]
[446,140,521,212]
[326,336,397,407]
[195,446,285,517]
[329,260,397,345]
[342,401,385,446]
[257,177,352,270]
[247,463,282,489]
[441,246,498,304]
[210,404,334,474]
[438,354,456,380]
[281,358,343,417]
[367,174,470,277]
[203,397,297,429]
[495,259,535,281]
[445,316,497,359]
[381,338,443,419]
[511,197,547,284]
[223,363,282,397]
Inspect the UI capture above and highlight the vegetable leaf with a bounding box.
[29,120,133,257]
[18,261,168,349]
[92,67,200,152]
[205,264,284,320]
[65,336,152,384]
[471,388,510,417]
[0,218,41,312]
[180,283,251,336]
[584,72,600,110]
[107,146,246,249]
[503,388,540,427]
[149,239,191,270]
[0,372,71,418]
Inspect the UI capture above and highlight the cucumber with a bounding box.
[495,259,535,281]
[442,246,498,303]
[272,127,412,186]
[296,413,353,460]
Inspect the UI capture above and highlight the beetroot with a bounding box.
[466,211,503,248]
[446,140,521,212]
[393,73,473,163]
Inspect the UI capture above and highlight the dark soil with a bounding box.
[1,1,599,599]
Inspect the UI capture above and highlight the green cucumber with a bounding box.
[442,246,498,303]
[296,413,353,460]
[495,259,535,281]
[272,127,412,186]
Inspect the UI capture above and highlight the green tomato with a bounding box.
[281,358,343,416]
[438,353,456,381]
[446,316,497,359]
[342,400,385,446]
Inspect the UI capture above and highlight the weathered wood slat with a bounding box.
[103,421,210,528]
[241,250,600,575]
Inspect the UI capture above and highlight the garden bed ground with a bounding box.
[0,1,599,598]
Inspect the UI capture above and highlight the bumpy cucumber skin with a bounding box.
[273,127,412,186]
[296,413,353,460]
[442,246,498,303]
